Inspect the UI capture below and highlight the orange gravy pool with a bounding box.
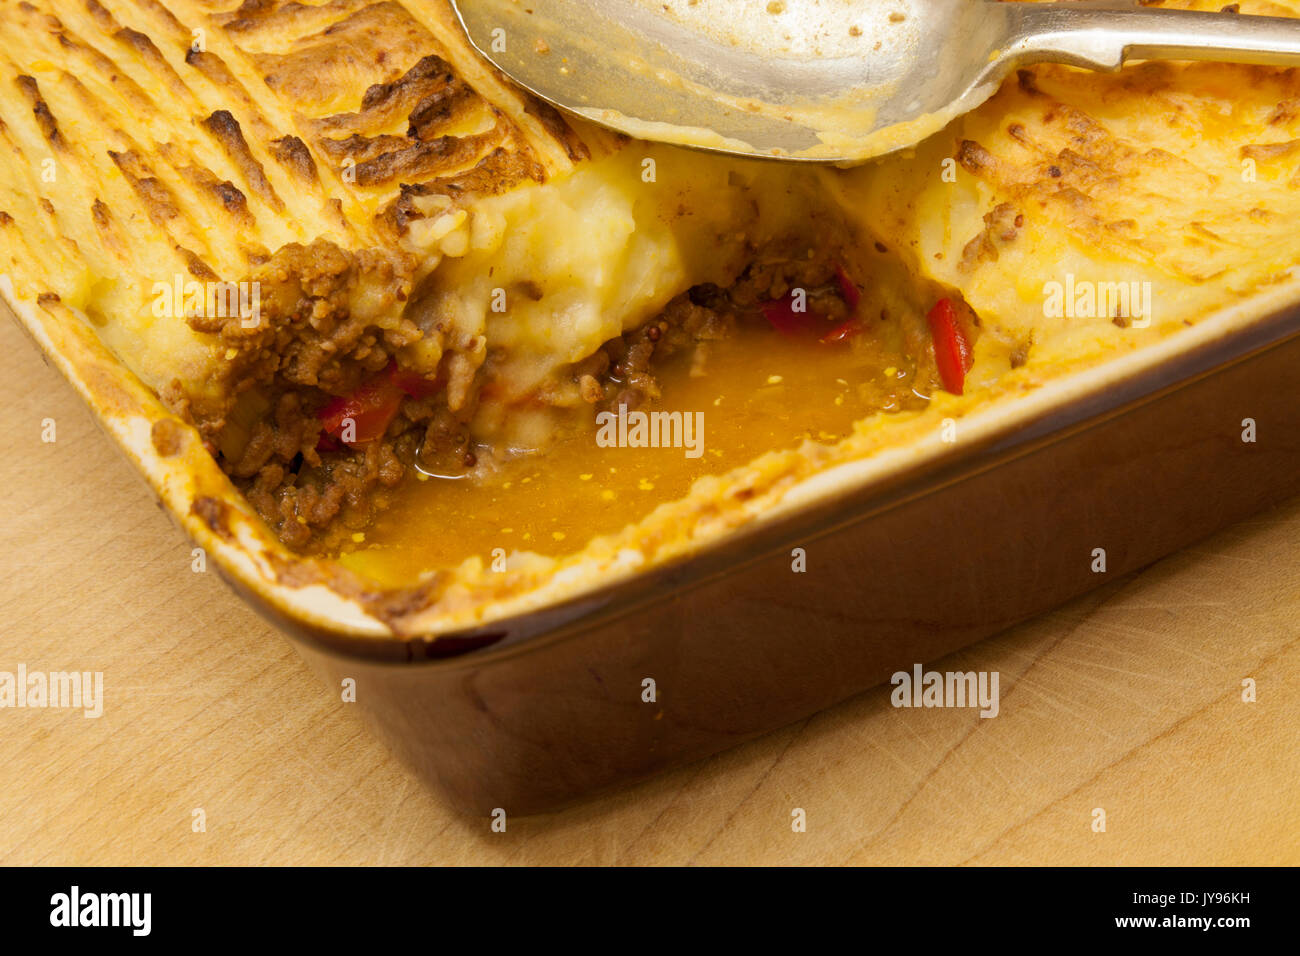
[337,325,926,586]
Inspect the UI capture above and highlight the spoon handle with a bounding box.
[1002,2,1300,70]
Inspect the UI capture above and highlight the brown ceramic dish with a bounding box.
[7,0,1300,814]
[10,284,1297,813]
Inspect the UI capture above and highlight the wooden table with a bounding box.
[1,316,1295,865]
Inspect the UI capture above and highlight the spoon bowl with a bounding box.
[451,0,1300,163]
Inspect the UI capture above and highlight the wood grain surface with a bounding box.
[0,315,1296,866]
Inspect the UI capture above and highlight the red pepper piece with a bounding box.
[760,291,821,337]
[764,266,862,340]
[927,298,974,395]
[819,318,863,345]
[389,366,439,399]
[317,371,405,446]
[315,361,440,449]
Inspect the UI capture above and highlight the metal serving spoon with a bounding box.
[450,0,1300,163]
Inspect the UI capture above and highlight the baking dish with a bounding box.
[8,0,1300,812]
[8,270,1300,812]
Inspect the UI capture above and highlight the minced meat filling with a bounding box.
[595,250,853,413]
[228,389,460,552]
[217,246,856,553]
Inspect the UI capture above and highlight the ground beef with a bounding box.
[596,246,852,412]
[183,239,426,444]
[184,238,477,552]
[599,298,732,410]
[218,242,854,553]
[226,386,476,552]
